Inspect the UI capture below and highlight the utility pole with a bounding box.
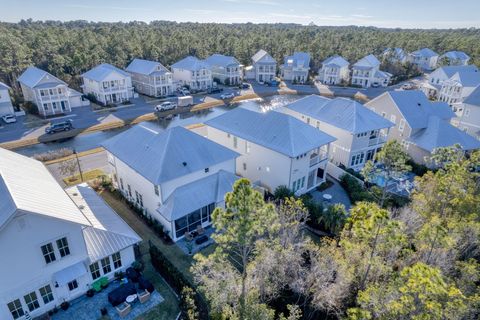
[73,148,84,182]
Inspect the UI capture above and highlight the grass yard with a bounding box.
[63,169,106,186]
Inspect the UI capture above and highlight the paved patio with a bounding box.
[176,226,215,255]
[309,176,351,210]
[52,281,164,320]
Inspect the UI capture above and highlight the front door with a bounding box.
[307,170,315,189]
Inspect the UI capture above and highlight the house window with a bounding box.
[101,257,112,274]
[135,191,144,207]
[7,299,24,319]
[465,108,470,117]
[67,280,78,291]
[233,136,238,149]
[119,178,124,190]
[243,163,247,170]
[245,142,251,153]
[127,185,132,197]
[301,177,305,188]
[24,291,40,312]
[90,262,101,280]
[399,119,406,132]
[41,243,56,264]
[381,112,386,118]
[112,252,122,269]
[39,285,54,304]
[154,185,159,196]
[43,103,48,110]
[56,237,70,257]
[204,167,209,173]
[390,115,396,124]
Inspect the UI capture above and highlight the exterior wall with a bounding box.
[82,71,134,105]
[281,66,309,83]
[318,66,349,85]
[205,126,327,194]
[439,84,476,105]
[428,69,448,86]
[172,68,213,91]
[253,62,276,83]
[409,55,438,71]
[0,213,89,320]
[0,88,14,116]
[129,71,174,97]
[351,67,377,88]
[210,64,242,85]
[452,103,480,140]
[21,81,72,116]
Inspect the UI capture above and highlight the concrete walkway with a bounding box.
[309,176,351,211]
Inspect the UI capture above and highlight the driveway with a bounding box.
[309,176,351,211]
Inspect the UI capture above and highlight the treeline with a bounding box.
[1,20,479,91]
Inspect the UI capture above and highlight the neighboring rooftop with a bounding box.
[283,52,311,68]
[381,90,455,129]
[441,51,470,61]
[82,63,131,82]
[205,54,240,67]
[353,54,380,69]
[0,147,90,229]
[411,48,438,58]
[409,116,480,152]
[17,66,66,88]
[252,49,276,64]
[125,58,170,75]
[206,107,336,157]
[0,81,10,90]
[382,48,407,61]
[158,170,239,222]
[448,71,480,88]
[102,125,239,184]
[431,65,479,79]
[171,56,210,71]
[284,95,394,134]
[66,184,141,261]
[464,85,480,106]
[322,55,349,68]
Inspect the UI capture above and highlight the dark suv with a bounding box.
[207,87,223,94]
[45,120,73,134]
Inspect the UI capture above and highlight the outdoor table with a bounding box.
[322,194,333,201]
[126,294,137,304]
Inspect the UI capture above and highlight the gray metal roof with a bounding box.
[171,56,210,71]
[283,52,311,69]
[66,184,141,261]
[322,55,349,68]
[82,63,131,82]
[353,54,380,69]
[441,51,470,61]
[411,48,438,58]
[375,70,392,79]
[383,90,455,129]
[102,124,239,184]
[382,48,406,60]
[0,81,10,90]
[409,116,480,152]
[464,85,480,106]
[18,66,66,88]
[252,49,276,64]
[205,54,240,68]
[431,65,478,79]
[158,170,239,222]
[0,148,91,229]
[449,71,480,87]
[125,58,170,75]
[284,95,394,134]
[206,107,336,157]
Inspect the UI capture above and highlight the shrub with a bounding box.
[407,159,429,176]
[23,101,39,115]
[84,93,98,104]
[340,174,373,203]
[273,185,294,200]
[33,148,74,162]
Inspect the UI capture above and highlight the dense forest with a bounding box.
[0,20,479,93]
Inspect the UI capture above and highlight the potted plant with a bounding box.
[60,301,70,311]
[86,289,95,297]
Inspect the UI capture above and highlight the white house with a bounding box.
[438,71,480,106]
[245,50,277,83]
[205,54,243,85]
[0,81,14,116]
[318,55,350,85]
[382,48,407,64]
[171,56,213,91]
[408,48,439,71]
[81,63,134,105]
[18,67,89,117]
[366,90,480,166]
[204,107,335,195]
[283,95,394,170]
[351,54,392,88]
[423,65,479,99]
[440,51,470,66]
[0,148,140,320]
[125,58,174,97]
[452,85,480,139]
[102,124,239,242]
[280,52,310,83]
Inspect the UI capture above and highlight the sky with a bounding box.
[1,0,479,29]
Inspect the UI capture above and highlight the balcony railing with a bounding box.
[309,151,328,167]
[368,135,387,147]
[101,85,127,92]
[40,94,68,101]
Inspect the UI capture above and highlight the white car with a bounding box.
[155,101,177,112]
[181,88,190,96]
[401,83,414,90]
[1,114,17,124]
[220,92,235,99]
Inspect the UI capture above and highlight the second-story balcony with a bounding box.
[101,85,127,93]
[368,134,387,147]
[39,94,69,102]
[309,150,329,167]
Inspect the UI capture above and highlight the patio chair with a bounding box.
[138,289,151,303]
[196,225,205,235]
[115,302,131,317]
[184,231,193,241]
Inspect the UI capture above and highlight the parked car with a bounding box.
[401,83,414,90]
[208,87,224,94]
[1,114,16,124]
[178,95,193,107]
[371,82,381,88]
[265,80,279,87]
[155,101,176,112]
[178,87,190,96]
[239,83,250,89]
[220,92,235,99]
[45,119,73,134]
